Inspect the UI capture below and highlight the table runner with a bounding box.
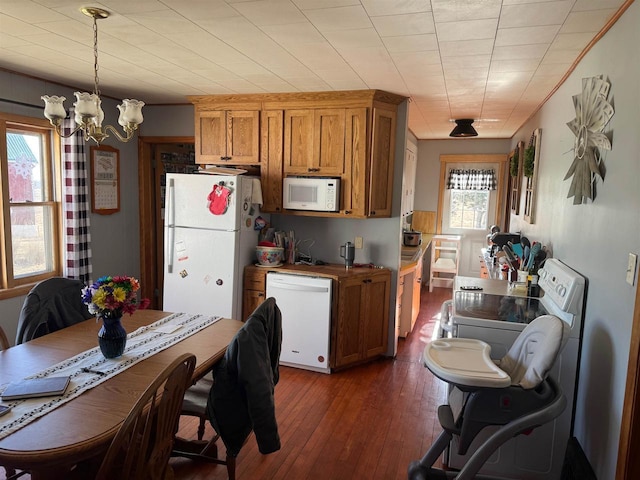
[0,312,221,441]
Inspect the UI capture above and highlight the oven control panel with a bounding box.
[538,259,585,312]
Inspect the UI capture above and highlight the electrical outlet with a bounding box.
[627,253,637,286]
[355,236,363,249]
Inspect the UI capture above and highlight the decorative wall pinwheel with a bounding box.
[564,75,614,204]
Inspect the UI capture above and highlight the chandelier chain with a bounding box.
[93,14,100,97]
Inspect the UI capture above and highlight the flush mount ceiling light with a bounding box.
[41,7,144,145]
[449,119,478,138]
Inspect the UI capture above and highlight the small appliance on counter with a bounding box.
[403,230,422,246]
[339,241,355,268]
[488,232,521,256]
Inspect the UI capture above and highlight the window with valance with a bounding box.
[446,169,497,190]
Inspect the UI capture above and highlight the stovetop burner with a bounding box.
[454,291,549,324]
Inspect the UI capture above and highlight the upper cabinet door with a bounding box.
[313,108,345,175]
[368,107,396,217]
[284,109,345,175]
[283,109,314,174]
[260,110,284,213]
[196,111,226,163]
[226,110,260,164]
[195,110,259,165]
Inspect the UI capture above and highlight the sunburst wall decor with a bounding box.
[564,75,614,204]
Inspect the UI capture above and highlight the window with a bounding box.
[0,113,60,292]
[449,189,489,230]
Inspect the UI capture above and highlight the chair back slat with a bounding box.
[95,353,196,480]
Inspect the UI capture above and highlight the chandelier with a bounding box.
[41,7,144,145]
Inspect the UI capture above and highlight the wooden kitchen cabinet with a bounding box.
[243,264,391,370]
[398,247,424,338]
[283,108,345,176]
[194,109,260,165]
[260,110,284,213]
[367,107,397,217]
[334,270,391,368]
[243,267,267,320]
[189,90,405,218]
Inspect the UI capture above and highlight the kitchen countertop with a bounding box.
[247,262,390,279]
[400,233,433,272]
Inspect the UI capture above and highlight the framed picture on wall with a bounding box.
[509,141,525,215]
[523,129,541,224]
[90,145,120,215]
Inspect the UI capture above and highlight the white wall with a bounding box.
[508,3,639,478]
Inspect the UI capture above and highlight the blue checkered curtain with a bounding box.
[61,112,93,282]
[446,169,497,190]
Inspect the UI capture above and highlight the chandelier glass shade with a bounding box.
[41,7,144,145]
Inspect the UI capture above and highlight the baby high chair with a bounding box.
[409,314,569,480]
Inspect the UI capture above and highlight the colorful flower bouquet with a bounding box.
[82,275,150,319]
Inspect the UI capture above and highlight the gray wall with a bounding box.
[414,138,512,212]
[412,4,639,478]
[508,4,639,478]
[0,72,141,344]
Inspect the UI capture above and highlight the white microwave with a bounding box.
[283,176,340,212]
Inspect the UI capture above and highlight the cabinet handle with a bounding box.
[258,293,265,297]
[308,168,320,172]
[344,210,352,215]
[370,211,376,215]
[363,279,372,284]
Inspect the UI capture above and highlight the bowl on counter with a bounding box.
[255,246,284,266]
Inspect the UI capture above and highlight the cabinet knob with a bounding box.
[370,211,376,215]
[344,210,352,215]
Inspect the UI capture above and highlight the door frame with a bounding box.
[617,282,640,479]
[137,136,194,309]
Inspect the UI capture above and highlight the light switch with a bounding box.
[627,253,637,286]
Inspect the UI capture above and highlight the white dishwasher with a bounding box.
[266,272,332,373]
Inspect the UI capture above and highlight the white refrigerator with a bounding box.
[163,173,260,319]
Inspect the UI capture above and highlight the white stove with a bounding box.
[440,258,585,480]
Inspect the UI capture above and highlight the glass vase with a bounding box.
[98,313,127,359]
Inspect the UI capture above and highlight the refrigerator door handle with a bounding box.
[269,281,329,293]
[166,178,175,273]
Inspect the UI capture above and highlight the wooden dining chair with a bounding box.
[172,297,282,480]
[93,353,196,480]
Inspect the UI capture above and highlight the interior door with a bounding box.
[436,155,508,277]
[138,139,195,310]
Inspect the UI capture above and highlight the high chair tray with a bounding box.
[423,338,511,388]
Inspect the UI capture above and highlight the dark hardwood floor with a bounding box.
[1,286,452,480]
[170,286,452,480]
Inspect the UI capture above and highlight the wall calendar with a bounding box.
[90,145,120,214]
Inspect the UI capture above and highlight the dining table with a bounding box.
[0,309,243,479]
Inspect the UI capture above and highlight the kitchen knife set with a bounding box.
[502,236,547,273]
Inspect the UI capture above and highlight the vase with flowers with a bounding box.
[82,276,150,359]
